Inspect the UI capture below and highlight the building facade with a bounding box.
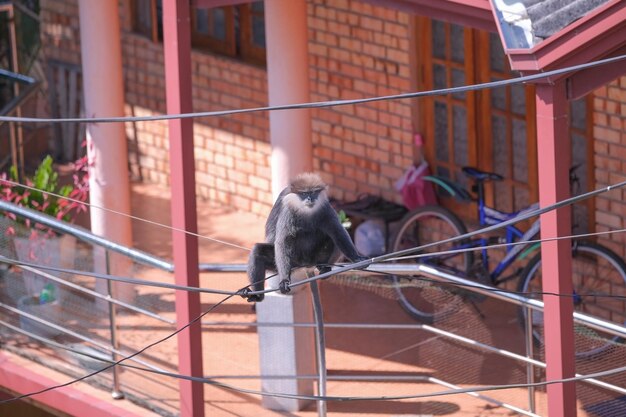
[40,0,626,255]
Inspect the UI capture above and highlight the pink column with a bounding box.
[162,1,204,417]
[265,0,313,195]
[535,80,576,417]
[78,1,133,271]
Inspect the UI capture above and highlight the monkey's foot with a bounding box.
[354,256,370,269]
[237,288,264,302]
[317,265,332,278]
[278,279,292,294]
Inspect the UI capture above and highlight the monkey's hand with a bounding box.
[352,256,370,270]
[278,279,292,294]
[238,288,264,303]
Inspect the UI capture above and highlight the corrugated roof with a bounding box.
[492,0,612,48]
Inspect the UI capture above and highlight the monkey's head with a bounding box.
[286,172,328,210]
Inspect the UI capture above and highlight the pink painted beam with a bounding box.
[362,0,496,32]
[192,0,248,7]
[162,1,205,417]
[0,352,144,417]
[535,81,576,417]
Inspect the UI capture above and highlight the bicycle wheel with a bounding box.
[518,241,626,359]
[390,205,473,322]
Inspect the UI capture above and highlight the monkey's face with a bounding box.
[284,187,327,212]
[298,188,323,208]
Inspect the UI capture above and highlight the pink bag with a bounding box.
[395,161,438,210]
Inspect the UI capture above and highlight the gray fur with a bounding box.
[246,173,364,302]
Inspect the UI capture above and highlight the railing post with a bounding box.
[524,305,536,413]
[105,250,124,400]
[310,280,327,417]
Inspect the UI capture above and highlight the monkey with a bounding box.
[243,172,366,302]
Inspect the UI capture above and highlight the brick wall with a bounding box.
[39,1,626,235]
[39,0,414,218]
[40,0,273,215]
[593,75,626,256]
[309,0,414,203]
[40,0,81,65]
[121,31,272,214]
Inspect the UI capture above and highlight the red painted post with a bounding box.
[535,80,576,417]
[162,1,205,417]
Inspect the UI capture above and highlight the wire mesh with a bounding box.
[0,215,181,415]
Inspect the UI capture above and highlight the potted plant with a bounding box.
[1,154,89,336]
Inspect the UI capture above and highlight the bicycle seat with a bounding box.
[462,167,503,182]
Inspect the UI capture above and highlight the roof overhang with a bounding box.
[362,0,496,32]
[492,0,626,72]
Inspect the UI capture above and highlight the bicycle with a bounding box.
[390,166,626,358]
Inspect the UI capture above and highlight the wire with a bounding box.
[0,178,251,252]
[8,315,626,404]
[289,178,626,290]
[385,227,626,263]
[0,289,237,406]
[5,313,626,404]
[365,269,626,302]
[3,222,626,301]
[0,54,625,125]
[0,254,275,297]
[2,55,625,256]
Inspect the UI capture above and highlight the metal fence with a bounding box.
[1,200,626,416]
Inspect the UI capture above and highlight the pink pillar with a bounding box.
[77,3,132,249]
[78,0,134,302]
[535,81,576,417]
[162,1,204,417]
[265,0,313,195]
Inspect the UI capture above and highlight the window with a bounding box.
[131,0,266,65]
[131,0,161,43]
[569,96,594,234]
[416,18,593,227]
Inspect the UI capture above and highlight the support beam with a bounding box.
[162,1,204,417]
[535,81,576,417]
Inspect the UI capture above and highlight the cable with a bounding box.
[5,313,626,405]
[0,289,237,406]
[1,54,625,124]
[289,178,626,290]
[2,56,625,259]
[385,227,626,263]
[364,269,626,302]
[3,221,626,301]
[8,316,626,404]
[0,254,275,297]
[0,178,251,252]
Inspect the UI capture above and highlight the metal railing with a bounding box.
[1,200,626,416]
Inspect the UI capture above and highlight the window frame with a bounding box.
[416,17,538,219]
[414,17,594,231]
[131,0,159,43]
[130,0,266,66]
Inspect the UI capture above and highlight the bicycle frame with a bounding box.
[473,190,541,283]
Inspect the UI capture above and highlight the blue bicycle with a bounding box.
[391,166,626,358]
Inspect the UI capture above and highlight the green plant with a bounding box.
[337,209,352,229]
[1,154,89,236]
